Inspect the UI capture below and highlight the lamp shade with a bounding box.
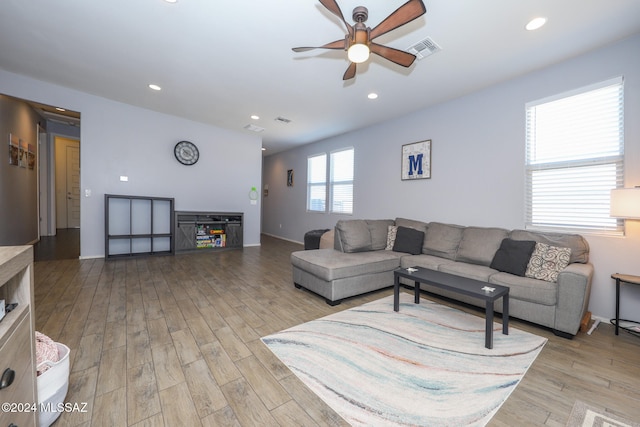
[347,43,370,64]
[610,188,640,219]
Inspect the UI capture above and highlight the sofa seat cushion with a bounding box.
[438,262,498,282]
[291,249,402,282]
[400,254,456,270]
[489,272,557,306]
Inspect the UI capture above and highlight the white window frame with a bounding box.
[525,76,624,235]
[306,153,327,213]
[329,147,354,215]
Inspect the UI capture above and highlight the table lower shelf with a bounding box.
[610,319,640,336]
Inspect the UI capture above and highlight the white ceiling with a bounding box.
[1,0,640,154]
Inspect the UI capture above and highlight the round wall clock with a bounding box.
[174,140,199,165]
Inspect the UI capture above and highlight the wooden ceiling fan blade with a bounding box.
[370,43,416,67]
[343,62,357,80]
[292,39,346,52]
[319,0,354,36]
[370,0,426,40]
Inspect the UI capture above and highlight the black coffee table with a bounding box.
[394,267,509,349]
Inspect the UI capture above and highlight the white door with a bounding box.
[55,137,80,229]
[66,145,80,228]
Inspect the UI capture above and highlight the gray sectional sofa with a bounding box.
[291,218,594,338]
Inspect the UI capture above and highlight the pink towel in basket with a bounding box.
[35,331,59,376]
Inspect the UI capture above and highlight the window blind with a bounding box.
[307,154,327,212]
[330,148,354,214]
[525,77,624,234]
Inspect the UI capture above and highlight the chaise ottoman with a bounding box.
[291,248,403,305]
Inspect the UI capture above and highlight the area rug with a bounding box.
[566,400,640,427]
[262,293,547,426]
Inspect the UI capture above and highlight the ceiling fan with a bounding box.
[293,0,427,80]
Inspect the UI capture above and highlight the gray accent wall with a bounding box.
[0,94,41,245]
[262,34,640,322]
[0,70,263,258]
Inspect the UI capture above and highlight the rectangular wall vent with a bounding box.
[274,116,292,124]
[407,37,441,60]
[244,124,265,133]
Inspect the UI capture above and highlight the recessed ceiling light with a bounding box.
[251,115,260,120]
[368,93,378,100]
[526,17,547,31]
[261,147,266,151]
[164,0,177,3]
[148,84,162,91]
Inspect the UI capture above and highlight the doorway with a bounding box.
[1,95,81,260]
[55,137,81,229]
[34,134,81,261]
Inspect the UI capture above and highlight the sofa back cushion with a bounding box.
[456,227,510,266]
[422,222,465,260]
[394,217,428,234]
[335,219,394,253]
[509,229,589,264]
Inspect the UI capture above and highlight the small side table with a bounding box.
[611,273,640,336]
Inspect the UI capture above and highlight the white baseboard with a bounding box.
[261,233,303,245]
[79,255,103,260]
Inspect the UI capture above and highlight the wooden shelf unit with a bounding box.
[175,211,243,253]
[105,194,175,259]
[0,246,37,427]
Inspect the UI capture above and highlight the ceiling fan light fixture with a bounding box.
[348,43,370,64]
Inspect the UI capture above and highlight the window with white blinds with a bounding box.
[525,77,624,234]
[330,148,354,214]
[306,148,354,214]
[307,153,327,212]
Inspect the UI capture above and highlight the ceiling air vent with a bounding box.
[244,124,265,133]
[407,37,441,60]
[274,116,292,124]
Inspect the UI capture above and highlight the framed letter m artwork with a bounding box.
[401,140,431,180]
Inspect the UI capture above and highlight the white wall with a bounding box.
[0,70,263,258]
[262,34,640,321]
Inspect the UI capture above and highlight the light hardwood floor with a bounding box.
[33,235,640,426]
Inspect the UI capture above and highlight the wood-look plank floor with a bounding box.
[33,235,640,426]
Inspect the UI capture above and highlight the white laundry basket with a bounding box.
[37,342,70,427]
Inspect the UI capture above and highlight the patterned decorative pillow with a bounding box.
[385,226,398,250]
[525,242,572,282]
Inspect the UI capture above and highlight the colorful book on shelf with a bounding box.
[214,235,226,247]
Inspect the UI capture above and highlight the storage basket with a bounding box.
[37,342,70,427]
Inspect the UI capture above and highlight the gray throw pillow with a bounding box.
[392,226,425,255]
[490,238,537,276]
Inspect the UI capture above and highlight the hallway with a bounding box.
[33,228,80,261]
